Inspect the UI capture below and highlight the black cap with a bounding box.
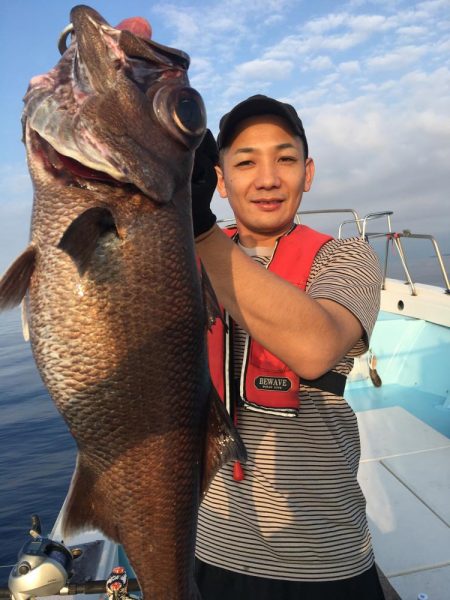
[217,94,308,157]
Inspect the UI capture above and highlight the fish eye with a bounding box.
[173,89,206,135]
[153,86,206,148]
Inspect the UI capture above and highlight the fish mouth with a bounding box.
[23,5,206,200]
[29,130,131,191]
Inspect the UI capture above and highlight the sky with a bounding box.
[0,0,449,275]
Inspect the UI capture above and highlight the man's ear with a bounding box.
[304,158,315,192]
[215,165,228,198]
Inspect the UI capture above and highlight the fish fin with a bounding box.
[0,246,36,311]
[200,262,225,331]
[62,454,119,541]
[202,385,247,498]
[61,454,97,536]
[58,207,119,276]
[21,299,30,342]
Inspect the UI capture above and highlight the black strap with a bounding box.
[302,371,347,396]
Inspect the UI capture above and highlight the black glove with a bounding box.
[191,129,219,238]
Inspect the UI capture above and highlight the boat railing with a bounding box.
[294,208,363,236]
[295,208,449,295]
[366,231,450,296]
[339,211,394,239]
[295,208,394,239]
[217,208,450,295]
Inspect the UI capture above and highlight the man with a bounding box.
[191,95,385,599]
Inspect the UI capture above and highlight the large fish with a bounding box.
[0,5,245,599]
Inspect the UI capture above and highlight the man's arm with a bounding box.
[196,225,363,380]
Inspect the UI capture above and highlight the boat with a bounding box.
[3,209,449,600]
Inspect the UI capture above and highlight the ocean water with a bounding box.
[0,308,76,579]
[0,252,448,585]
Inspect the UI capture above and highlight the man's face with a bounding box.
[216,114,315,246]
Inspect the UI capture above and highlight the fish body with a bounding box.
[0,6,245,599]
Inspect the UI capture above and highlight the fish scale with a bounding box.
[28,195,210,599]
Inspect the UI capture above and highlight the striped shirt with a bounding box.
[196,236,382,581]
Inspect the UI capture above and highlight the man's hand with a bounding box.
[191,129,219,238]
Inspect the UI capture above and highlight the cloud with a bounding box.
[317,73,340,89]
[189,57,222,92]
[304,12,349,34]
[346,13,394,32]
[233,59,294,81]
[288,65,450,247]
[338,60,361,74]
[269,2,448,74]
[366,45,429,70]
[264,14,284,26]
[433,37,450,57]
[360,80,397,93]
[308,56,334,71]
[417,0,450,13]
[155,6,200,43]
[305,12,392,35]
[396,25,428,37]
[153,0,293,56]
[265,30,370,59]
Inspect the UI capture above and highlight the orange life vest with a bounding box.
[207,224,346,418]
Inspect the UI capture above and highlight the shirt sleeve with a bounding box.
[306,237,382,356]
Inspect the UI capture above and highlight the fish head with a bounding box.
[23,4,207,203]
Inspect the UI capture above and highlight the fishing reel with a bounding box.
[8,515,72,600]
[5,515,140,600]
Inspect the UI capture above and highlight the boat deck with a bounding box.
[347,312,450,599]
[345,296,450,600]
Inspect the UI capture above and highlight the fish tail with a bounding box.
[61,454,118,540]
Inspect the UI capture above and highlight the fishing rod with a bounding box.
[0,579,141,599]
[1,516,141,600]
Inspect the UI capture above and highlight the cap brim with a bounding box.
[218,96,307,156]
